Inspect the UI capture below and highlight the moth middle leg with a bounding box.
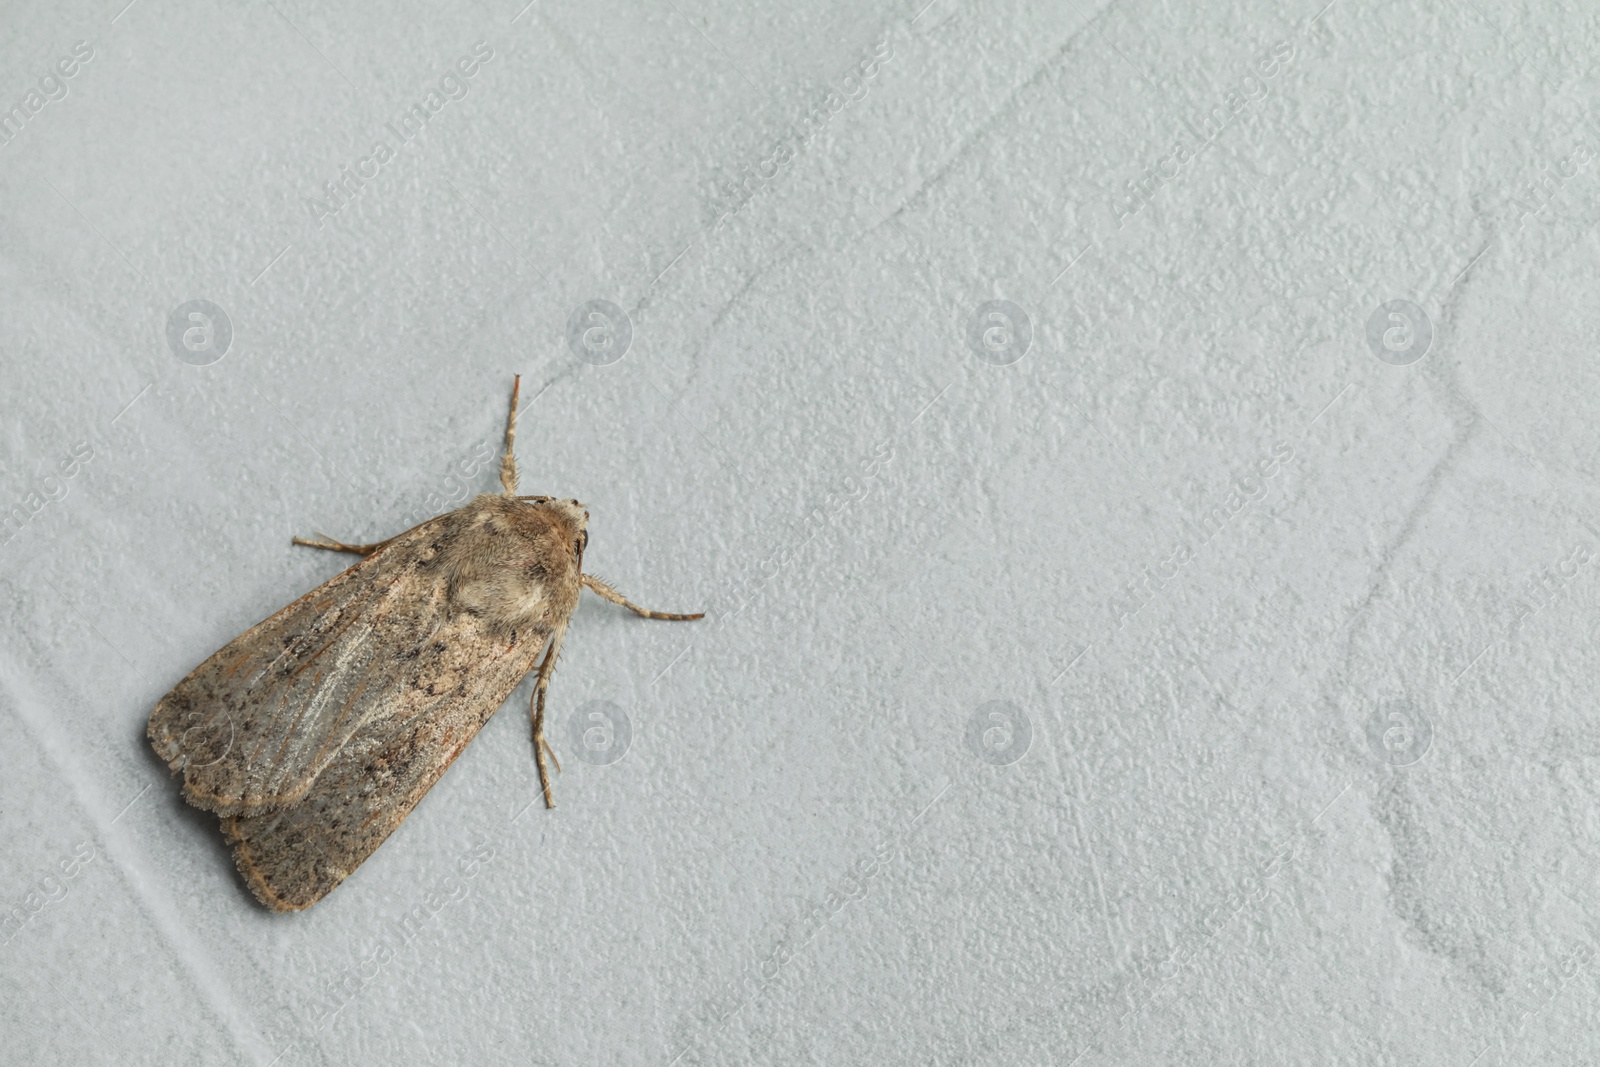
[530,621,567,808]
[292,534,390,555]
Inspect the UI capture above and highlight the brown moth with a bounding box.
[147,377,701,911]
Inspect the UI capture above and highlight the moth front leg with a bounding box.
[292,533,390,556]
[530,622,567,808]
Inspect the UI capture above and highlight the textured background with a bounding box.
[4,0,1600,1063]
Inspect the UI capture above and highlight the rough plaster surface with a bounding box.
[4,0,1600,1063]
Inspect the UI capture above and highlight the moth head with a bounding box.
[519,495,589,561]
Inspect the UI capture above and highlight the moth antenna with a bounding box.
[499,375,521,496]
[581,573,705,621]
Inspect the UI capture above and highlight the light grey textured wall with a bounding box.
[4,0,1599,1063]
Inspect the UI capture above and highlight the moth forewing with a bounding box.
[147,377,703,910]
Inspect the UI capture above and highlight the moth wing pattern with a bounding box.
[221,609,541,910]
[147,513,519,817]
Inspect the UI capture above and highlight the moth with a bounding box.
[147,378,701,911]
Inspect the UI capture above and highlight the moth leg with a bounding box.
[500,374,521,496]
[292,534,389,556]
[582,574,705,621]
[530,622,567,808]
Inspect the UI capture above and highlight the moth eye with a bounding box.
[575,532,588,555]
